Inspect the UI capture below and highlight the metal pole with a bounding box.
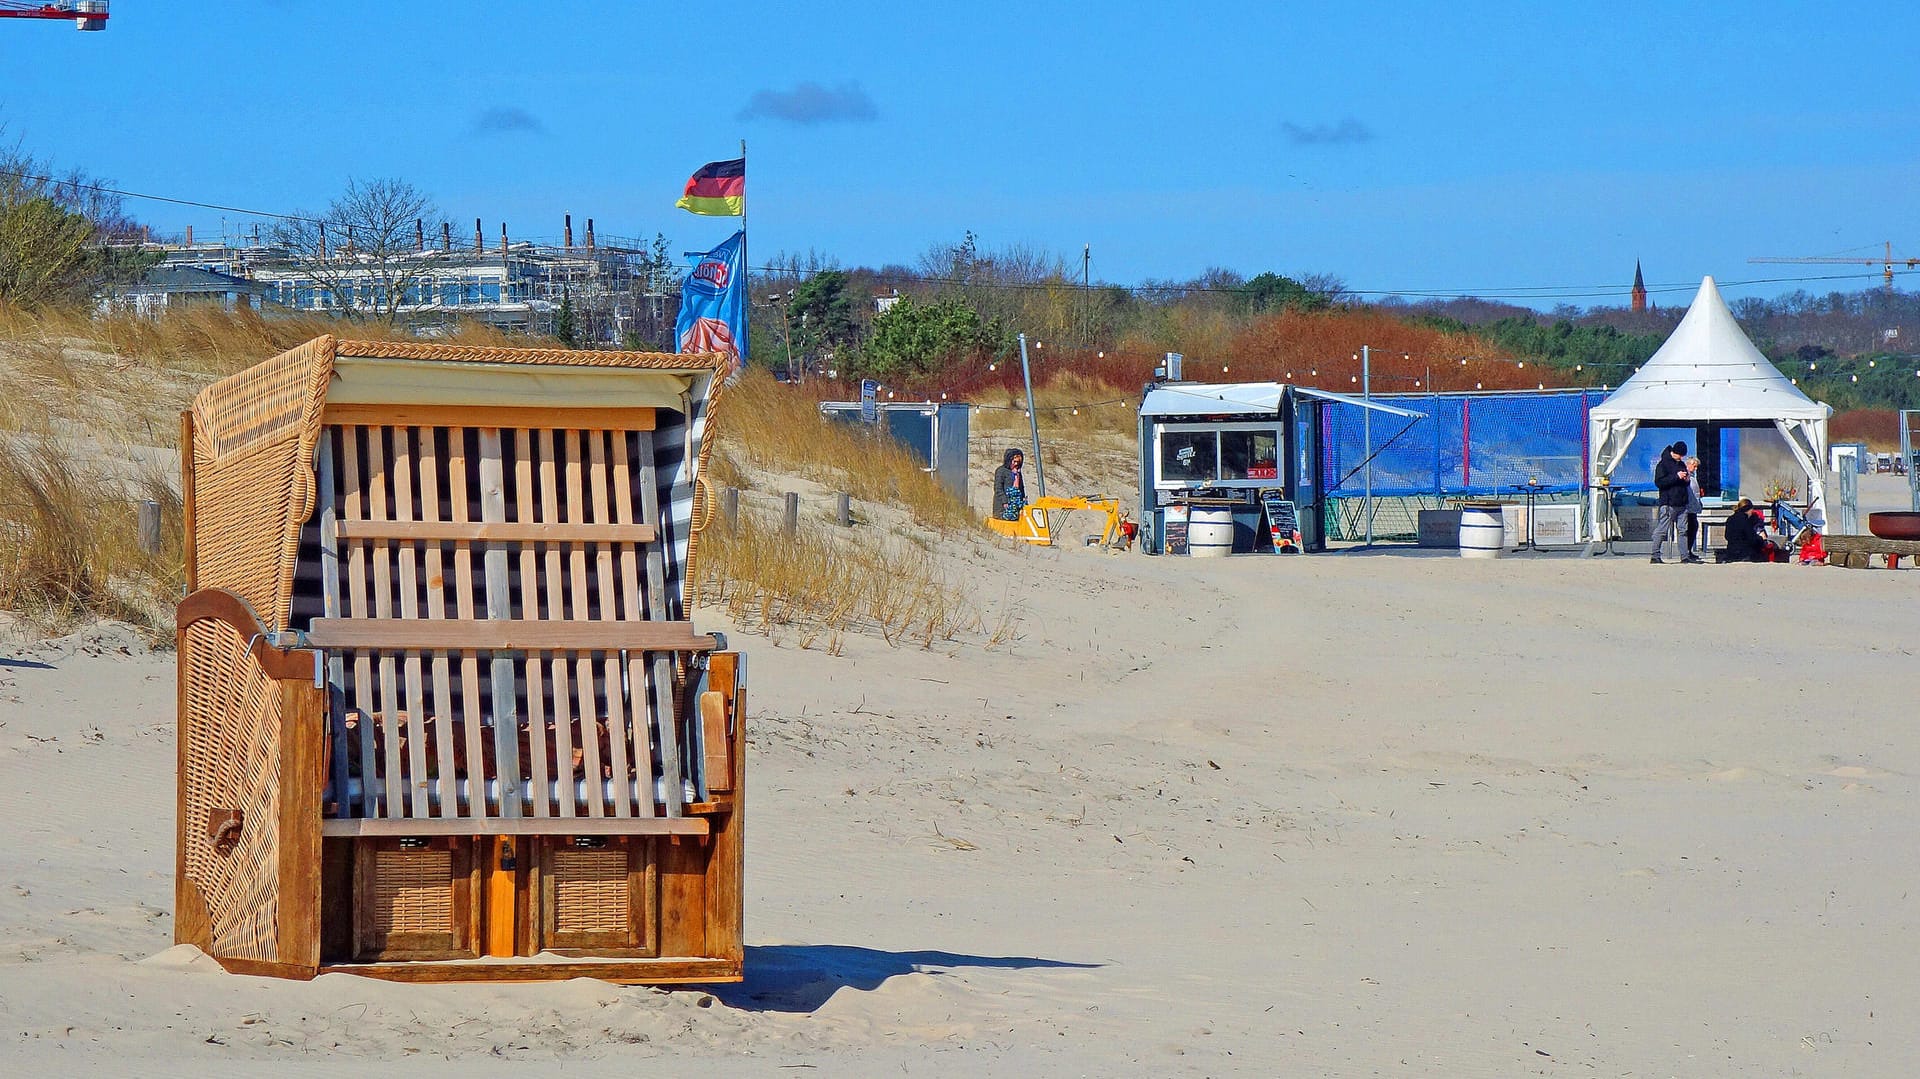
[1363,344,1373,546]
[1018,333,1047,499]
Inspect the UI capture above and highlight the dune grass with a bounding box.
[0,432,182,638]
[691,369,1006,649]
[697,508,984,653]
[711,369,978,531]
[0,306,1001,649]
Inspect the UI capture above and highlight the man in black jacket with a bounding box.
[1650,441,1701,564]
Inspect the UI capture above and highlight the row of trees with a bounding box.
[747,231,1347,381]
[0,140,152,307]
[4,125,1917,412]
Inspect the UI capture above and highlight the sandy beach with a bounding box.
[3,477,1918,1076]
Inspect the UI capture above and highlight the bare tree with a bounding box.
[269,178,443,324]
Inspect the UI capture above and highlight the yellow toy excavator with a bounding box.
[986,496,1132,549]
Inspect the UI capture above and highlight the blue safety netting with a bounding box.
[1321,390,1649,497]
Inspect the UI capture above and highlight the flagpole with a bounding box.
[738,138,749,376]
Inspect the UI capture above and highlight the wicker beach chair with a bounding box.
[175,336,744,983]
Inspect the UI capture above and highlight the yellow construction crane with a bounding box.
[1749,241,1920,293]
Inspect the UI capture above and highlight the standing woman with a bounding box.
[993,448,1027,521]
[1685,455,1705,556]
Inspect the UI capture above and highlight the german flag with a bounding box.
[675,157,745,216]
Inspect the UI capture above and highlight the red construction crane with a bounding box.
[0,1,108,30]
[1749,240,1919,293]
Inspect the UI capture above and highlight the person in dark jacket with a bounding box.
[992,448,1027,521]
[1719,498,1778,563]
[1650,441,1701,564]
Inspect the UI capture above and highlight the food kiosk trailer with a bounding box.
[1137,381,1423,555]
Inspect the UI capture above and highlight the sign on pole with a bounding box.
[860,379,878,423]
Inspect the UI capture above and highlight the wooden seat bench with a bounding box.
[176,337,743,983]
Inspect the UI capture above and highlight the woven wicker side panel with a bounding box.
[370,848,455,935]
[189,336,335,629]
[551,848,628,934]
[181,619,283,963]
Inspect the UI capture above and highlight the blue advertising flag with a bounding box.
[675,230,747,378]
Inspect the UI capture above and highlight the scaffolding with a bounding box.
[110,231,679,347]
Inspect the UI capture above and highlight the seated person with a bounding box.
[1719,499,1780,563]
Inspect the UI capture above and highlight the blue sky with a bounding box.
[4,1,1917,308]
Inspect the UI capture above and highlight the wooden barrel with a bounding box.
[1189,507,1235,557]
[1459,502,1504,559]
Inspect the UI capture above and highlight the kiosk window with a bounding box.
[1220,430,1280,481]
[1160,431,1216,482]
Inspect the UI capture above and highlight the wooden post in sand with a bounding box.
[722,487,739,530]
[835,492,852,527]
[138,499,162,554]
[783,492,800,536]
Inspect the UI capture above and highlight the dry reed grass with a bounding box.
[0,306,1001,649]
[713,369,977,531]
[0,431,182,638]
[0,303,523,637]
[1831,409,1901,451]
[698,509,984,653]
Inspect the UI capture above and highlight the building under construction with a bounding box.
[102,215,680,347]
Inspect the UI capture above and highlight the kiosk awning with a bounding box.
[1139,383,1426,419]
[1289,386,1426,419]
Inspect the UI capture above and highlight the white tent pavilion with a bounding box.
[1588,275,1830,539]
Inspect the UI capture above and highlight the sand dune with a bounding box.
[3,475,1919,1076]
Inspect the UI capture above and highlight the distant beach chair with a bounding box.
[175,336,744,984]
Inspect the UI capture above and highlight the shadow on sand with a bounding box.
[708,944,1100,1013]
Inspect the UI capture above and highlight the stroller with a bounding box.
[1770,500,1824,563]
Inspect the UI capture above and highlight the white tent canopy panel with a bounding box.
[1587,276,1830,538]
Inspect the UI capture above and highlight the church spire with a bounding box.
[1631,260,1647,313]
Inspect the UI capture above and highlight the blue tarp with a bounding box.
[1318,389,1701,497]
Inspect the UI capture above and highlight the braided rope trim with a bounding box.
[336,340,730,373]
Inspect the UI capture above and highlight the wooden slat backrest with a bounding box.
[415,430,459,818]
[513,430,552,818]
[610,433,658,818]
[317,414,702,825]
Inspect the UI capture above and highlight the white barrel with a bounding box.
[1458,502,1505,559]
[1189,507,1235,557]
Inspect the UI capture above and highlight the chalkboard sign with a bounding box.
[1260,491,1300,554]
[1162,504,1189,556]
